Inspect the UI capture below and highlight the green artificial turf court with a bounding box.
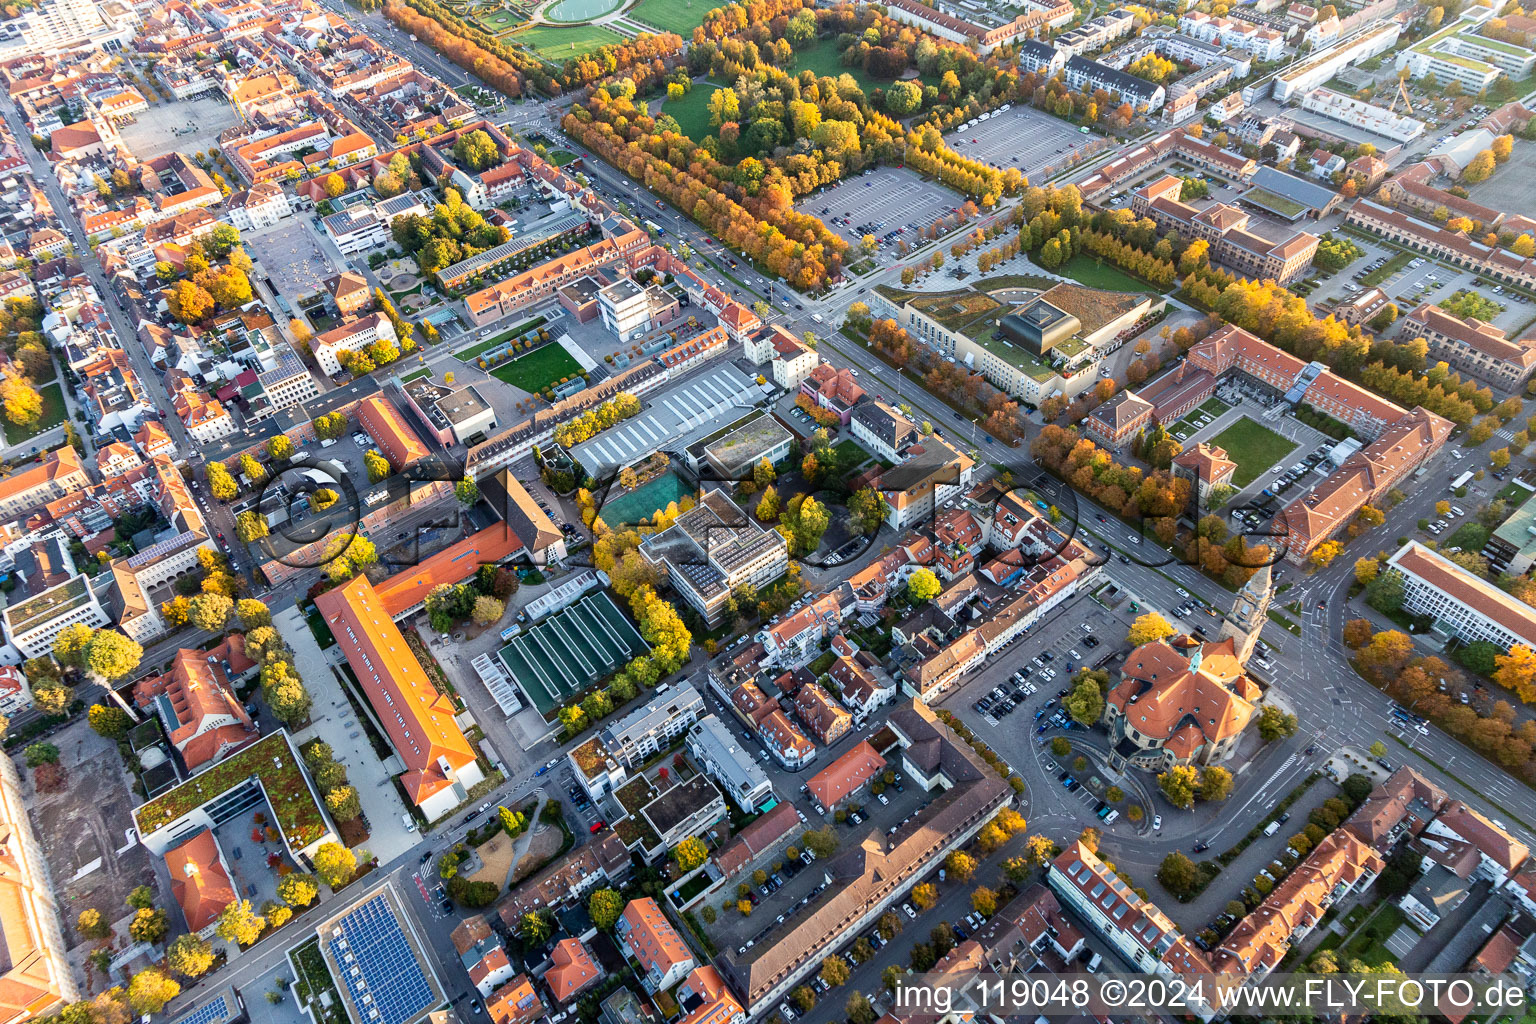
[1206,416,1298,488]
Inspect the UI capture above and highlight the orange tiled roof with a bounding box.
[358,394,431,471]
[544,939,600,1003]
[166,830,235,932]
[807,741,886,807]
[620,897,693,978]
[372,523,525,618]
[314,575,478,805]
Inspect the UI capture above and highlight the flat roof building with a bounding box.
[687,714,774,813]
[1384,540,1536,652]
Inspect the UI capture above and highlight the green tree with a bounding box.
[1198,765,1233,801]
[944,850,977,882]
[277,874,319,908]
[188,593,234,632]
[673,836,708,872]
[88,704,132,739]
[906,568,941,602]
[129,908,169,944]
[1064,669,1106,725]
[456,477,480,506]
[24,742,59,767]
[1157,765,1199,808]
[520,910,553,944]
[314,843,356,888]
[589,888,624,929]
[76,907,111,941]
[1157,851,1199,895]
[820,955,850,988]
[215,900,266,946]
[847,487,889,535]
[128,969,180,1015]
[1257,705,1299,741]
[127,885,155,911]
[52,623,94,667]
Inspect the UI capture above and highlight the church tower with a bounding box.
[1218,561,1272,666]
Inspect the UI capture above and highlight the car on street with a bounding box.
[1153,815,1163,830]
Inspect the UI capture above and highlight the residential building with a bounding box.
[166,829,236,937]
[1064,55,1166,111]
[806,741,885,810]
[1399,864,1471,930]
[495,834,632,923]
[713,701,1011,1014]
[1384,541,1536,652]
[714,803,799,880]
[313,313,396,377]
[0,447,90,520]
[850,402,919,463]
[617,898,696,992]
[599,681,705,768]
[315,575,484,821]
[1343,767,1447,850]
[1422,799,1531,885]
[544,939,601,1004]
[1,576,111,660]
[759,590,851,667]
[828,655,895,715]
[1172,442,1238,509]
[794,683,852,745]
[743,325,818,390]
[132,637,258,772]
[452,917,517,998]
[486,977,546,1024]
[686,715,773,813]
[640,490,788,626]
[875,437,975,529]
[674,967,744,1024]
[1402,303,1536,392]
[881,0,1074,52]
[226,182,290,230]
[0,666,31,718]
[800,364,865,425]
[1132,175,1319,284]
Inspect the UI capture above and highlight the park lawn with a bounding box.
[1056,256,1152,293]
[476,8,522,30]
[628,0,710,35]
[792,37,881,93]
[491,344,583,393]
[1206,416,1297,488]
[2,382,66,447]
[549,149,577,166]
[664,84,722,143]
[510,23,623,61]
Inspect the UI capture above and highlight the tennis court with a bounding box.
[497,591,647,715]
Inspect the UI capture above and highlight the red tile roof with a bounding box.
[166,830,235,932]
[372,523,524,618]
[807,742,886,808]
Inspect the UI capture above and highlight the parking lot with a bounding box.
[798,167,960,250]
[1367,256,1534,335]
[253,219,340,304]
[944,105,1091,178]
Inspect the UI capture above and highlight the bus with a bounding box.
[1451,470,1473,493]
[644,219,664,235]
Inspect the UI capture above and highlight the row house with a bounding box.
[1347,200,1536,292]
[1402,302,1536,392]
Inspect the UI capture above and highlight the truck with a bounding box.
[1451,470,1473,493]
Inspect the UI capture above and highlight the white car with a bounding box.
[1153,814,1163,830]
[903,903,917,919]
[294,450,311,461]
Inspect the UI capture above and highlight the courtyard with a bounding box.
[1205,416,1301,488]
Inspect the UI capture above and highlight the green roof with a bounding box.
[1242,187,1307,219]
[133,732,330,848]
[3,576,90,634]
[877,283,1066,382]
[1462,32,1529,57]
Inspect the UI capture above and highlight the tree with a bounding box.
[1158,765,1199,808]
[520,910,553,944]
[1257,705,1299,741]
[673,836,708,873]
[456,477,480,506]
[792,987,816,1014]
[820,955,850,988]
[911,882,938,910]
[1199,766,1233,801]
[589,888,624,929]
[77,907,111,941]
[129,908,169,944]
[1064,669,1106,725]
[1127,612,1176,646]
[846,992,876,1024]
[314,842,356,888]
[906,567,941,602]
[1308,540,1344,571]
[270,435,295,462]
[128,886,155,911]
[364,450,391,483]
[755,486,780,523]
[971,885,997,917]
[236,599,271,630]
[86,631,143,681]
[236,510,269,543]
[189,593,234,633]
[277,874,319,908]
[1354,558,1380,585]
[1494,644,1536,702]
[216,900,266,946]
[325,786,361,821]
[1050,736,1071,757]
[1343,618,1375,649]
[0,376,42,427]
[1369,740,1388,758]
[23,742,58,769]
[847,487,889,536]
[88,704,132,740]
[1157,851,1199,895]
[323,172,346,198]
[944,850,977,882]
[128,969,180,1015]
[206,462,238,501]
[1462,150,1496,184]
[167,933,215,977]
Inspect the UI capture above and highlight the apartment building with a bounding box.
[1172,442,1238,507]
[686,714,773,814]
[598,681,705,767]
[1347,200,1536,292]
[849,402,919,463]
[1383,541,1536,652]
[1402,303,1536,392]
[713,701,1011,1014]
[1063,56,1166,111]
[874,437,975,529]
[617,898,695,992]
[312,313,397,377]
[0,447,90,521]
[1132,175,1319,284]
[321,208,389,256]
[640,490,788,626]
[794,683,852,745]
[743,325,819,389]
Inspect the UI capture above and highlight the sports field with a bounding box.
[1206,416,1297,488]
[628,0,710,35]
[511,22,624,60]
[497,592,648,715]
[491,343,583,392]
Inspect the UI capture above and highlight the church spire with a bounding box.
[1218,561,1273,666]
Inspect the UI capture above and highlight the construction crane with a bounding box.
[1389,76,1414,115]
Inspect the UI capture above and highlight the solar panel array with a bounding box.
[172,994,230,1024]
[328,895,435,1024]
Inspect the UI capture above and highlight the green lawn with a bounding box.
[457,316,547,361]
[1056,256,1152,293]
[1206,416,1298,488]
[792,37,885,93]
[3,382,66,447]
[628,0,710,35]
[510,22,623,60]
[663,84,722,143]
[549,149,577,166]
[477,8,521,29]
[1197,397,1230,418]
[491,344,583,393]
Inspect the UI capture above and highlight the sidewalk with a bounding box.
[279,605,419,863]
